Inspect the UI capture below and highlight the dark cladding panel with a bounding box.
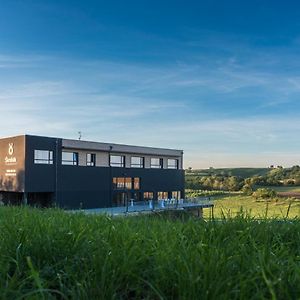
[25,135,60,192]
[58,166,111,209]
[0,136,25,192]
[111,168,185,193]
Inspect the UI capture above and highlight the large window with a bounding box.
[144,192,154,200]
[150,158,163,169]
[86,153,96,166]
[112,177,140,190]
[131,156,144,168]
[158,191,168,200]
[133,178,140,190]
[110,155,125,167]
[34,150,53,164]
[168,159,178,169]
[62,151,78,165]
[171,191,181,199]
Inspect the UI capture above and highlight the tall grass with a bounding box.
[0,206,300,299]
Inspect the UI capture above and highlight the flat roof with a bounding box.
[0,134,183,157]
[62,138,183,157]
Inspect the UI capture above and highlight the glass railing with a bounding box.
[80,197,214,215]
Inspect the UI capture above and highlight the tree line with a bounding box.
[185,165,300,192]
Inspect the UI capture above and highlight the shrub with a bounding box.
[252,188,277,200]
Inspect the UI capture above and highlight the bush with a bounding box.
[241,184,253,195]
[252,188,277,200]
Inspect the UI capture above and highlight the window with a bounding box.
[86,153,96,166]
[112,177,140,190]
[171,191,181,199]
[168,159,178,169]
[150,158,163,169]
[125,178,132,189]
[113,178,128,189]
[131,156,144,168]
[158,192,168,200]
[133,178,140,190]
[144,192,154,200]
[110,155,125,167]
[62,151,78,165]
[34,150,53,164]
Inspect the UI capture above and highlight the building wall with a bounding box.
[55,166,184,209]
[25,135,59,193]
[61,148,183,170]
[21,135,185,209]
[0,136,25,192]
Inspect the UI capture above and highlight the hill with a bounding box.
[186,168,270,178]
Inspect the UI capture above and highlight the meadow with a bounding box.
[1,206,300,299]
[206,195,300,219]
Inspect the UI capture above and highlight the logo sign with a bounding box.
[8,143,14,156]
[4,142,17,166]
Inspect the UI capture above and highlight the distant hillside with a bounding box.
[186,168,270,179]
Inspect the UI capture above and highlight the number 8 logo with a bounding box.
[8,143,14,155]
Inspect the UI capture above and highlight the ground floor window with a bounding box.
[112,177,140,190]
[171,191,181,199]
[133,178,140,190]
[144,192,154,200]
[112,192,127,207]
[157,191,168,200]
[131,192,142,202]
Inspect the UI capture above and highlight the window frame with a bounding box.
[110,155,125,167]
[86,153,96,167]
[130,156,144,168]
[150,157,163,169]
[167,159,179,169]
[62,151,79,166]
[34,150,54,165]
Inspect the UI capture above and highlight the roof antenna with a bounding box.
[78,131,82,140]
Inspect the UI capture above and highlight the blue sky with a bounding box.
[1,0,300,168]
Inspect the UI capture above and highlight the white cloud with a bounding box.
[0,50,300,167]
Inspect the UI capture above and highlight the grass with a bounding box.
[258,186,300,193]
[1,206,300,299]
[205,195,300,219]
[185,189,233,198]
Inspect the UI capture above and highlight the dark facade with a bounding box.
[0,135,185,209]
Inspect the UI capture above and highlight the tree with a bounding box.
[252,188,277,200]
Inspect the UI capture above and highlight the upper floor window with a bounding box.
[62,151,78,166]
[110,155,125,167]
[168,159,178,169]
[150,158,163,169]
[87,153,96,166]
[34,150,53,164]
[131,156,144,168]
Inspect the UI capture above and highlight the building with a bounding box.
[0,135,185,209]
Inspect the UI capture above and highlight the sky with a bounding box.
[1,0,300,168]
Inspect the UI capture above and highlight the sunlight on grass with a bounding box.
[0,206,300,298]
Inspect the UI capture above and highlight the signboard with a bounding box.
[0,136,25,192]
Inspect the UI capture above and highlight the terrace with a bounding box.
[78,197,214,217]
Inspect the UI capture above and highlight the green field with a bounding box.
[187,168,270,178]
[1,206,300,299]
[259,186,300,193]
[206,195,300,219]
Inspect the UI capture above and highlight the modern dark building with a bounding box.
[0,135,185,209]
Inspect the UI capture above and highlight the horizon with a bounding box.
[1,1,300,168]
